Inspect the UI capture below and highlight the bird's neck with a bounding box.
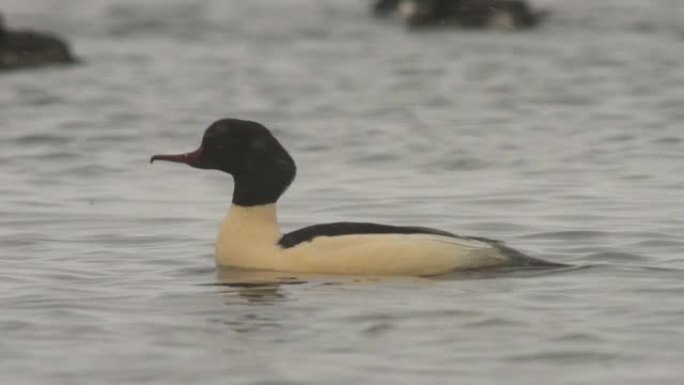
[226,203,279,227]
[231,169,294,207]
[218,203,281,245]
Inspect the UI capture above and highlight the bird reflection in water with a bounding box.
[213,267,317,303]
[211,267,409,303]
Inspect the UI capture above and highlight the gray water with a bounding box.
[2,0,684,384]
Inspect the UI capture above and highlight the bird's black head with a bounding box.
[151,118,296,206]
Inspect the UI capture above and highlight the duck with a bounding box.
[151,118,553,276]
[392,0,549,30]
[0,12,77,70]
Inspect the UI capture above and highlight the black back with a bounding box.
[278,221,498,248]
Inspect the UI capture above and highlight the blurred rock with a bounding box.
[0,12,78,71]
[372,0,549,30]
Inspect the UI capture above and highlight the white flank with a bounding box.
[215,204,508,276]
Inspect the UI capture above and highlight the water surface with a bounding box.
[1,0,684,384]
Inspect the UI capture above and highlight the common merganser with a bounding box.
[151,118,552,276]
